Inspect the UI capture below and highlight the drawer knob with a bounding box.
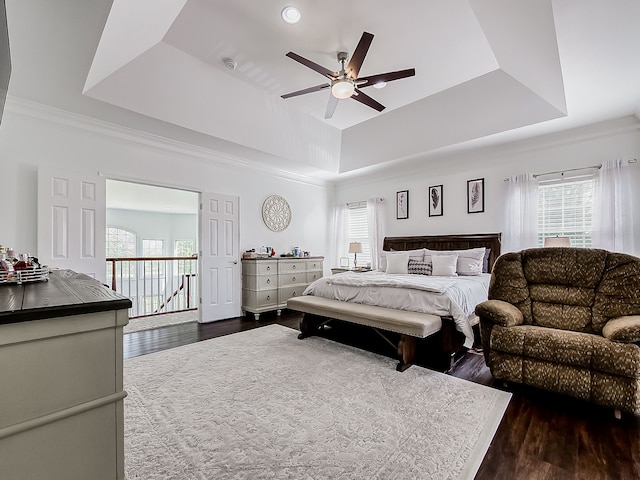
[292,276,296,281]
[267,295,270,300]
[267,266,271,271]
[266,279,270,284]
[292,291,297,296]
[292,265,296,269]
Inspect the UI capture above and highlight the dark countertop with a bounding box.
[0,269,132,325]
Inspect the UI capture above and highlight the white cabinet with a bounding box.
[0,270,131,480]
[242,257,323,320]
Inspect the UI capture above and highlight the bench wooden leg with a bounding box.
[396,335,417,372]
[298,314,330,340]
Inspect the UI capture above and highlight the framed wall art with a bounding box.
[467,178,484,213]
[428,185,443,217]
[396,190,409,219]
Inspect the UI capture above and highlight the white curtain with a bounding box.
[332,203,348,267]
[367,197,385,270]
[504,173,539,253]
[593,158,634,253]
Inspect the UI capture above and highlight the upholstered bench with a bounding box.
[287,295,450,371]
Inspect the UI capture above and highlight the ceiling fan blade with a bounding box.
[281,83,330,99]
[351,90,385,112]
[285,52,337,79]
[345,32,374,79]
[357,68,416,88]
[324,94,339,119]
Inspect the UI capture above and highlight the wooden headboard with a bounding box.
[383,233,502,272]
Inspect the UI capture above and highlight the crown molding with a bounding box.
[6,96,332,188]
[336,115,640,187]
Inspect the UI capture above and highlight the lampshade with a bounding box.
[348,242,362,254]
[331,79,355,99]
[544,236,571,247]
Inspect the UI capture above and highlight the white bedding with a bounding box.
[303,271,491,348]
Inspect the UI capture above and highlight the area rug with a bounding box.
[124,324,511,479]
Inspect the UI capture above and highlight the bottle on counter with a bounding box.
[0,252,15,279]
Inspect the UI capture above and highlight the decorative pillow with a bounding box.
[482,248,492,273]
[380,248,425,271]
[457,257,483,276]
[431,254,458,276]
[408,259,432,275]
[385,251,410,274]
[425,247,486,276]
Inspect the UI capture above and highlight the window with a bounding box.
[175,240,196,275]
[142,239,164,277]
[106,227,136,257]
[537,176,594,248]
[106,227,136,279]
[347,203,371,267]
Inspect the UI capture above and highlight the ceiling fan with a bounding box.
[281,32,416,119]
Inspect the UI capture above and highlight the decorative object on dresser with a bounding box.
[242,256,323,320]
[261,194,292,232]
[348,241,362,268]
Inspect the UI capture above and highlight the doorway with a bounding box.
[106,180,199,332]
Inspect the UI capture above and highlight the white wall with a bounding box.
[0,102,333,271]
[334,116,640,256]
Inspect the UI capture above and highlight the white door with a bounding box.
[37,167,106,282]
[199,192,240,322]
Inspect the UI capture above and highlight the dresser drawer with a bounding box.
[278,273,306,287]
[306,260,323,271]
[243,274,277,290]
[278,260,306,274]
[306,271,322,283]
[242,289,278,309]
[244,261,277,275]
[278,285,306,304]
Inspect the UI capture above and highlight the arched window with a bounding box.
[106,227,136,257]
[106,227,137,279]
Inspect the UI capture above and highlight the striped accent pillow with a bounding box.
[408,259,432,275]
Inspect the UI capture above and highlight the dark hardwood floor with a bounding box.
[123,311,640,480]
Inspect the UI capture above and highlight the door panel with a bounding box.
[37,168,106,282]
[199,193,239,322]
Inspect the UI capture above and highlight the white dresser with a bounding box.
[242,256,324,319]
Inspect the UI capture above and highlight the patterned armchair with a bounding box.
[475,248,640,415]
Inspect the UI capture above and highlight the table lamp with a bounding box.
[543,236,571,247]
[348,242,362,268]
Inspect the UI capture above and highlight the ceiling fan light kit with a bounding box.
[281,31,415,118]
[331,78,355,99]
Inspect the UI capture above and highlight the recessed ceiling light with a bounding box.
[281,6,301,24]
[373,81,387,89]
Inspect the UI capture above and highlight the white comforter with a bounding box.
[303,271,491,348]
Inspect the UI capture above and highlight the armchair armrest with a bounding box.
[602,315,640,343]
[475,299,524,328]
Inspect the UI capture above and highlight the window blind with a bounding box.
[537,176,594,248]
[347,204,372,267]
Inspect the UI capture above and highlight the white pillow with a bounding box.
[425,247,485,276]
[380,248,424,271]
[431,254,458,276]
[385,251,410,274]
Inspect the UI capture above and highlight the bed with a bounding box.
[288,233,502,371]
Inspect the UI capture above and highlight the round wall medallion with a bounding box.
[262,195,291,232]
